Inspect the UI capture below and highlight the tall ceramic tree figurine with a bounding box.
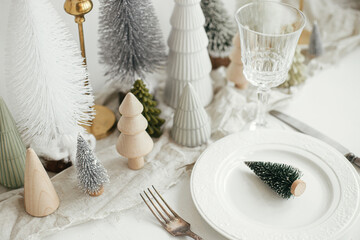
[226,32,247,89]
[0,97,26,189]
[172,83,211,147]
[116,93,154,170]
[201,0,236,69]
[6,0,94,157]
[99,0,166,92]
[164,0,213,108]
[76,134,109,196]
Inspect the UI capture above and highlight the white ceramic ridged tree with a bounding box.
[6,0,94,153]
[164,0,213,108]
[171,83,211,147]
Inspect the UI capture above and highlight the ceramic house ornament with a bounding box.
[171,83,211,147]
[226,32,248,89]
[24,148,60,217]
[116,93,154,170]
[0,97,26,189]
[164,0,213,108]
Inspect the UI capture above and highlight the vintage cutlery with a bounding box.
[140,186,203,240]
[270,110,360,168]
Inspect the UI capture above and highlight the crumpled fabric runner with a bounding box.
[0,72,290,240]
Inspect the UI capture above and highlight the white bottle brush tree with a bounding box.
[6,0,94,161]
[98,0,166,92]
[164,0,213,108]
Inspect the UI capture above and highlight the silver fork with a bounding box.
[140,186,203,240]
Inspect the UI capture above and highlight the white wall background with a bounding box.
[0,0,236,104]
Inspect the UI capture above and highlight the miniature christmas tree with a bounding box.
[172,83,211,147]
[226,32,248,89]
[245,161,306,199]
[164,0,213,108]
[24,148,60,217]
[98,0,166,92]
[6,0,94,154]
[130,80,165,138]
[279,46,306,89]
[309,22,323,57]
[76,134,109,196]
[0,97,26,189]
[201,0,236,69]
[116,93,154,170]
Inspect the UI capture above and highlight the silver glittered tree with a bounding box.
[201,0,235,58]
[76,134,109,196]
[98,0,166,92]
[309,22,323,57]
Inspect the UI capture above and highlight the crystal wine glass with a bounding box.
[235,2,305,129]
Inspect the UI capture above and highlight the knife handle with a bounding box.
[345,153,360,168]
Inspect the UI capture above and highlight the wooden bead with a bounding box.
[291,179,306,197]
[24,148,60,217]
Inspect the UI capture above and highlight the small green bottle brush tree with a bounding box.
[130,80,165,138]
[245,161,306,199]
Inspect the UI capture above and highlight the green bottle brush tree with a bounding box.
[245,161,306,199]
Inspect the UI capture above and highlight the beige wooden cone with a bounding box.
[24,148,60,217]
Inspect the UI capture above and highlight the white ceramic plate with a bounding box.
[191,130,360,240]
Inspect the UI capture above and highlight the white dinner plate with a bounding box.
[190,130,360,240]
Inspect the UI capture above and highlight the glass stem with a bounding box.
[255,87,270,127]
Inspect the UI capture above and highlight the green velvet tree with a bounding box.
[130,80,165,138]
[201,0,236,58]
[279,46,306,90]
[245,161,306,199]
[0,97,26,188]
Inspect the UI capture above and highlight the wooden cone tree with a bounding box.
[226,32,248,89]
[0,97,26,189]
[24,148,60,217]
[116,93,154,170]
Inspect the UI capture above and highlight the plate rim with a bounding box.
[190,129,360,240]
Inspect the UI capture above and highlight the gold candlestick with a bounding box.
[64,0,116,140]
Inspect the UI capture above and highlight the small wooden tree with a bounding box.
[226,32,247,89]
[116,93,154,170]
[0,97,26,189]
[131,80,165,138]
[24,148,60,217]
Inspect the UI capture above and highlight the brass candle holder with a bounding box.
[298,0,310,45]
[64,0,116,140]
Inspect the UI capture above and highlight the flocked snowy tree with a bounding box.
[99,0,167,92]
[279,46,306,90]
[164,0,213,108]
[76,134,109,196]
[6,0,94,160]
[201,0,236,58]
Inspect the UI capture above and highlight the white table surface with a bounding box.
[45,48,360,240]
